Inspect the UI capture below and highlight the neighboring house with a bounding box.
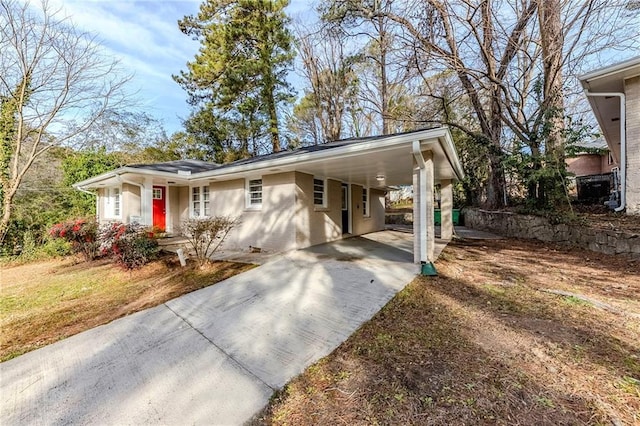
[566,138,617,177]
[580,56,640,214]
[566,138,618,203]
[74,127,465,264]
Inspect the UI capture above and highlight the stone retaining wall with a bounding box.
[463,208,640,258]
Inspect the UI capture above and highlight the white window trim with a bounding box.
[362,187,370,218]
[190,185,211,218]
[245,177,263,210]
[313,177,327,209]
[104,186,122,219]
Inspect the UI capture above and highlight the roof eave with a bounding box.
[194,127,464,181]
[579,56,640,86]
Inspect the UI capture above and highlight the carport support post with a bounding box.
[412,145,436,270]
[440,179,453,240]
[142,177,153,226]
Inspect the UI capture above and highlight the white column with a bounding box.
[413,151,435,263]
[142,177,153,226]
[440,179,453,240]
[413,164,421,263]
[424,151,435,262]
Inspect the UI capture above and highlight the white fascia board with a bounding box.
[73,167,184,188]
[194,127,454,180]
[579,56,640,86]
[437,130,466,180]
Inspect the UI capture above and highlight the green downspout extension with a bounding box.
[421,261,438,276]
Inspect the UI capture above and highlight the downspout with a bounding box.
[413,141,436,275]
[584,91,626,212]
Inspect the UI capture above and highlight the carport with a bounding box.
[242,126,466,265]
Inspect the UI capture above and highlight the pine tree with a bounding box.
[175,0,295,154]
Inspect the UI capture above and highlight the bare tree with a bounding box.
[0,0,129,244]
[294,23,360,142]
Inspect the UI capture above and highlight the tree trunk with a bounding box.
[538,0,567,208]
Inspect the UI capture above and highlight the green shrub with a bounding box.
[49,218,100,261]
[40,238,72,257]
[99,222,159,269]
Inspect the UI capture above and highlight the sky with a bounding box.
[46,0,317,134]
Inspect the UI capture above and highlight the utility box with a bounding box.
[434,209,460,225]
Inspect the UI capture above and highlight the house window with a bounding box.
[105,187,121,218]
[203,186,210,216]
[362,187,369,217]
[313,178,326,207]
[191,185,211,217]
[153,188,162,199]
[247,178,262,208]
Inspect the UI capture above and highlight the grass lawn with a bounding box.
[0,255,254,362]
[254,238,640,425]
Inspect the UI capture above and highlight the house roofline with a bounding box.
[73,127,464,188]
[579,56,640,86]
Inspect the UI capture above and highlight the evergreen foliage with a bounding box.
[174,0,295,156]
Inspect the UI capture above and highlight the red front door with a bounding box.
[152,186,166,231]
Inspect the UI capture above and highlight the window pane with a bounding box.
[248,179,262,205]
[313,178,324,206]
[362,188,368,216]
[114,188,120,216]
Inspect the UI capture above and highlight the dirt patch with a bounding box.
[253,238,639,425]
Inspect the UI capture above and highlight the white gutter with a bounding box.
[412,140,428,263]
[584,91,626,212]
[76,186,95,196]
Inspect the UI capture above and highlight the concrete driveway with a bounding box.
[1,230,427,425]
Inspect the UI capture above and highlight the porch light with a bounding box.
[376,175,385,182]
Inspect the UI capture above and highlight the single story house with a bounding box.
[580,56,640,214]
[73,127,465,264]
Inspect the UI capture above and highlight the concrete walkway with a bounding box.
[1,230,424,425]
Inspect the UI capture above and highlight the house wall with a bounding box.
[123,183,141,223]
[625,75,640,215]
[168,186,182,233]
[166,171,386,252]
[566,154,611,177]
[351,185,386,236]
[96,188,106,223]
[204,173,297,252]
[294,172,342,248]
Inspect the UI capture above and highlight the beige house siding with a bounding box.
[294,172,342,248]
[625,76,640,214]
[122,183,141,223]
[351,185,385,236]
[94,171,387,252]
[203,173,297,252]
[168,186,182,233]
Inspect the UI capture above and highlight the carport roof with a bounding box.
[74,127,465,190]
[579,56,640,155]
